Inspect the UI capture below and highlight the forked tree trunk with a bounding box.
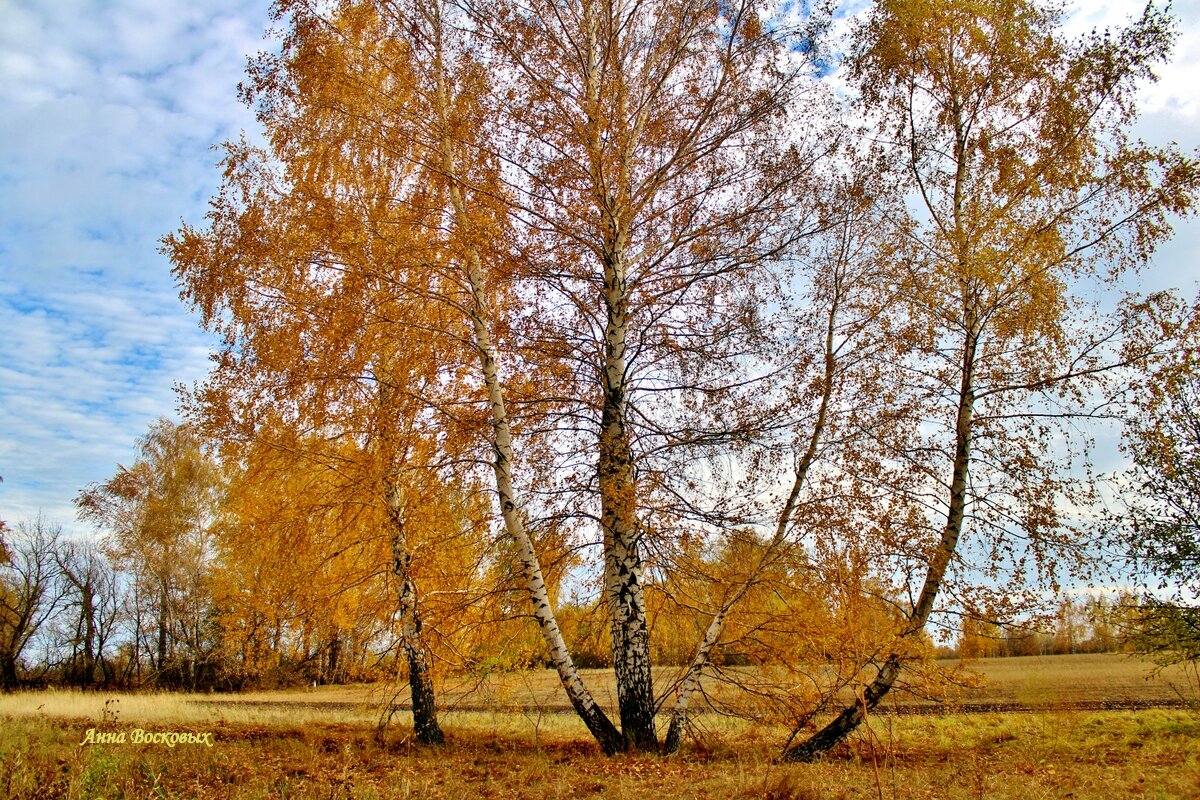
[465,247,628,754]
[462,246,626,755]
[781,323,978,762]
[577,1,658,749]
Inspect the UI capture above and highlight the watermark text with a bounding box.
[80,728,215,748]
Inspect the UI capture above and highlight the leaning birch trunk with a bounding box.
[425,4,625,755]
[664,292,840,754]
[781,319,979,762]
[385,483,445,745]
[462,246,625,754]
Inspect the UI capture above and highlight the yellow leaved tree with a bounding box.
[782,0,1199,761]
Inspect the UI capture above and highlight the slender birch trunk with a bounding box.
[374,333,444,743]
[665,287,841,753]
[782,93,983,760]
[385,483,444,745]
[781,316,979,762]
[425,3,625,754]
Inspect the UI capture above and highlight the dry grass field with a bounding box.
[1,654,1197,799]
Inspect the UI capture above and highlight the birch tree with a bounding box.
[463,0,832,751]
[168,0,569,744]
[76,420,222,689]
[782,0,1199,761]
[167,137,461,742]
[1112,292,1200,665]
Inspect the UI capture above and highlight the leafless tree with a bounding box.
[0,518,67,689]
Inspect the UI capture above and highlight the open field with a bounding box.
[81,653,1196,718]
[11,652,1195,726]
[936,653,1199,707]
[1,654,1197,799]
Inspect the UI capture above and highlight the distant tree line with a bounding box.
[0,513,367,692]
[1,496,1188,692]
[952,595,1149,660]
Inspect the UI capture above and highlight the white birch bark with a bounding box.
[424,2,625,752]
[384,481,445,745]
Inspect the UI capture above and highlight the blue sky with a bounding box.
[1,0,272,531]
[1,0,1198,536]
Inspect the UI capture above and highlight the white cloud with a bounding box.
[0,0,272,534]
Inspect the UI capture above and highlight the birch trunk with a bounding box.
[426,3,625,754]
[462,243,625,754]
[385,484,444,745]
[665,290,840,753]
[599,245,658,752]
[781,319,978,762]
